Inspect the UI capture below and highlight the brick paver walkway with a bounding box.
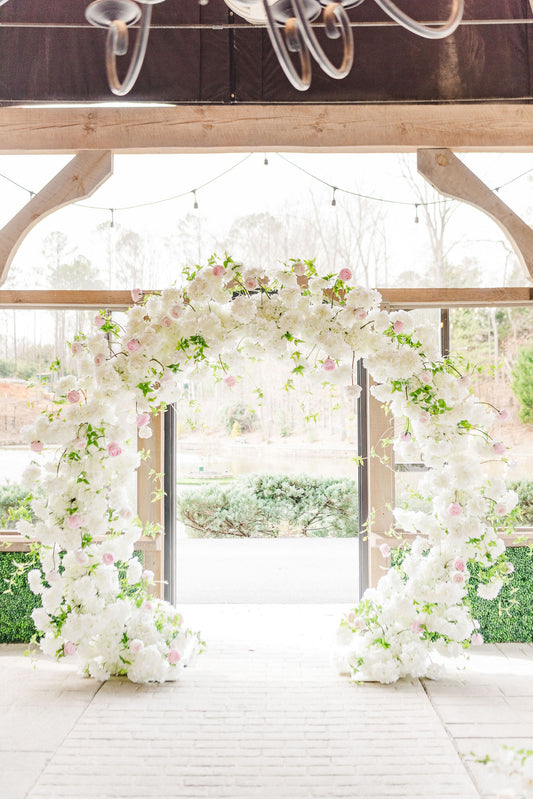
[2,605,531,799]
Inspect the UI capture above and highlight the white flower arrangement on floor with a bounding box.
[19,256,517,684]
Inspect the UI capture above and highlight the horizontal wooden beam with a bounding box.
[2,104,533,153]
[1,287,532,310]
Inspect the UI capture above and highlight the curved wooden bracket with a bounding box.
[417,147,533,283]
[0,150,113,287]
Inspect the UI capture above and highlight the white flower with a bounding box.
[477,579,504,600]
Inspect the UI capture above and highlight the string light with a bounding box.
[192,190,198,210]
[110,208,115,228]
[263,155,269,166]
[414,204,419,223]
[331,187,337,207]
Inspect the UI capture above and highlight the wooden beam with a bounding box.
[0,150,113,287]
[418,148,533,282]
[1,105,533,154]
[1,287,532,310]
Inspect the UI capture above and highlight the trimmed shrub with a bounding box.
[0,482,34,529]
[467,546,533,643]
[511,344,533,423]
[177,473,358,538]
[507,480,533,526]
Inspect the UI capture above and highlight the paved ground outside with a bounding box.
[2,604,533,799]
[176,538,360,604]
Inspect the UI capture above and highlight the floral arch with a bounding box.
[19,257,517,684]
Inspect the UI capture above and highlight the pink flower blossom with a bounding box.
[169,304,183,319]
[167,649,181,664]
[75,549,89,565]
[212,264,225,277]
[355,309,367,321]
[102,552,114,565]
[143,601,153,613]
[176,613,183,625]
[498,408,509,421]
[142,569,154,583]
[448,502,463,517]
[347,612,355,623]
[94,314,106,328]
[244,277,257,291]
[30,440,43,453]
[419,370,433,384]
[136,413,150,428]
[338,268,352,282]
[120,507,132,520]
[453,557,466,572]
[64,641,77,656]
[47,570,60,584]
[379,543,391,558]
[323,358,336,372]
[130,639,144,653]
[71,342,84,356]
[67,514,82,529]
[392,320,405,335]
[293,262,306,276]
[411,621,423,635]
[493,442,506,456]
[67,389,81,404]
[399,431,412,443]
[131,288,143,303]
[452,571,464,584]
[223,375,237,388]
[418,411,431,425]
[494,502,507,517]
[459,375,471,388]
[126,338,140,353]
[471,633,484,646]
[161,316,172,328]
[107,442,122,458]
[94,353,105,367]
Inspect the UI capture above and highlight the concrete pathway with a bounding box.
[1,605,532,799]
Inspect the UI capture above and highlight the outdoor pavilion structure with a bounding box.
[1,0,533,602]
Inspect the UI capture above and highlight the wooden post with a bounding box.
[367,377,395,588]
[137,413,165,598]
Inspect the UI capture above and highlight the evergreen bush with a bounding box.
[177,473,358,538]
[511,344,533,423]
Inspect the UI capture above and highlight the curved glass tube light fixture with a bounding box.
[290,0,354,80]
[373,0,464,40]
[85,0,157,96]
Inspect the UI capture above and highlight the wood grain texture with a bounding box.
[418,148,533,280]
[1,105,533,153]
[0,151,113,287]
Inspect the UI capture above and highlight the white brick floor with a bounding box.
[1,605,531,799]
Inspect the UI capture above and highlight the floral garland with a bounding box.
[19,255,517,684]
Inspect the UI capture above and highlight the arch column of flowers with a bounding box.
[19,256,517,683]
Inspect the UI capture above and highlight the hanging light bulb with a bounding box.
[264,154,269,166]
[414,204,419,224]
[192,190,199,210]
[331,187,337,207]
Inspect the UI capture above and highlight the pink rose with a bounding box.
[499,408,509,421]
[46,570,60,584]
[169,304,183,319]
[453,557,466,572]
[64,641,77,656]
[223,375,237,387]
[379,543,391,558]
[126,339,140,353]
[393,320,405,335]
[30,440,43,453]
[452,571,464,584]
[102,552,114,565]
[167,649,181,664]
[338,268,352,282]
[67,514,82,529]
[399,431,412,443]
[130,639,144,654]
[73,437,86,450]
[493,442,506,456]
[120,507,132,520]
[131,288,143,303]
[418,411,430,424]
[212,264,225,277]
[459,375,471,388]
[67,389,81,404]
[347,612,355,623]
[293,262,306,276]
[471,633,484,646]
[448,502,463,517]
[142,569,154,583]
[419,370,433,384]
[94,314,106,328]
[71,342,84,356]
[161,316,172,328]
[107,442,122,457]
[323,358,336,372]
[143,601,153,613]
[494,502,507,517]
[244,277,257,291]
[136,413,150,428]
[411,621,423,635]
[94,353,105,367]
[355,309,367,321]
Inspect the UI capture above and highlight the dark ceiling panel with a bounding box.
[0,0,530,103]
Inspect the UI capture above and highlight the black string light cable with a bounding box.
[0,152,532,221]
